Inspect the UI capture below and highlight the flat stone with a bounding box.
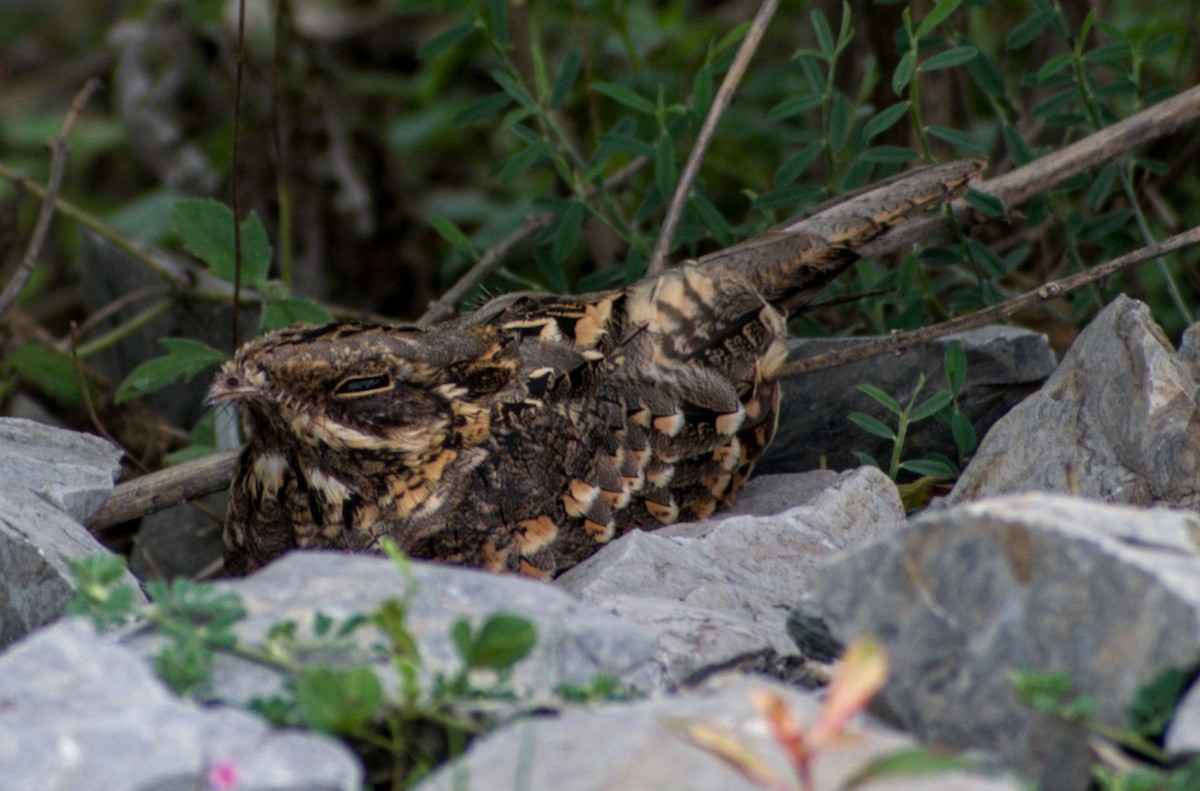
[1166,680,1200,755]
[0,417,122,523]
[127,553,668,708]
[758,326,1055,475]
[558,468,904,669]
[417,673,1022,791]
[0,619,361,791]
[950,297,1200,508]
[0,488,143,650]
[807,493,1200,790]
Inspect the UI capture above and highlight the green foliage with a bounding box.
[1013,666,1200,788]
[66,550,546,788]
[114,338,226,404]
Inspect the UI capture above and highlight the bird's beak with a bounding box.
[206,369,259,407]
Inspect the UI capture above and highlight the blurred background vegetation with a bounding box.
[0,0,1197,471]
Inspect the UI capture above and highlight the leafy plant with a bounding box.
[68,545,540,788]
[1012,666,1200,789]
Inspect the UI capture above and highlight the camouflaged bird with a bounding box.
[210,158,984,577]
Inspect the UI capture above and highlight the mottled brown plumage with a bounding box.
[210,159,983,577]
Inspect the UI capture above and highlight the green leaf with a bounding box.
[533,246,569,294]
[919,45,978,72]
[591,81,656,115]
[691,63,715,121]
[1129,666,1189,739]
[892,51,916,95]
[494,140,551,182]
[115,338,226,404]
[5,343,95,406]
[951,411,977,457]
[767,94,823,122]
[844,747,973,789]
[464,613,536,671]
[849,412,896,440]
[428,214,478,258]
[450,618,473,662]
[261,299,334,332]
[943,344,967,394]
[965,188,1006,218]
[926,126,985,156]
[915,0,962,38]
[550,48,582,110]
[552,201,586,264]
[863,102,910,141]
[857,383,902,414]
[655,133,676,203]
[855,451,881,469]
[489,0,508,48]
[774,142,824,186]
[828,92,851,149]
[899,458,958,479]
[811,9,835,59]
[909,391,953,422]
[453,93,513,126]
[295,666,383,735]
[490,69,536,110]
[689,193,735,248]
[965,51,1007,97]
[171,199,272,287]
[860,146,919,164]
[417,21,477,60]
[1005,9,1054,50]
[1083,42,1131,66]
[752,185,823,211]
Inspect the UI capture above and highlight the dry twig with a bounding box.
[646,0,780,277]
[89,449,241,531]
[779,225,1200,378]
[0,78,100,317]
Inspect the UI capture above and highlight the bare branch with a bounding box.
[646,0,780,277]
[88,450,241,531]
[857,83,1200,259]
[778,225,1200,379]
[0,78,100,317]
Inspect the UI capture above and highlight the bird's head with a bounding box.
[208,322,516,461]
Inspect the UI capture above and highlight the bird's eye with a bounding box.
[334,374,393,397]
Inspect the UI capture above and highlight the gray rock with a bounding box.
[1166,680,1200,755]
[558,468,904,675]
[0,417,122,522]
[0,419,139,649]
[757,326,1055,475]
[130,492,226,580]
[0,619,360,791]
[807,493,1200,789]
[129,553,667,707]
[417,673,1022,791]
[950,297,1200,508]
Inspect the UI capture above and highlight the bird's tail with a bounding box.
[697,157,985,314]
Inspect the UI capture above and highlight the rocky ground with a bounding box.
[2,295,1199,790]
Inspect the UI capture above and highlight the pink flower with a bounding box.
[208,760,239,791]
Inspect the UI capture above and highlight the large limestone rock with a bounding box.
[559,468,904,677]
[807,494,1200,789]
[0,620,361,791]
[417,674,1022,791]
[0,418,140,649]
[950,296,1200,508]
[758,326,1055,475]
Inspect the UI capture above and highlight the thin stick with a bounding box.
[778,226,1200,379]
[88,449,241,531]
[418,156,648,326]
[857,83,1200,260]
[68,323,151,474]
[0,78,99,317]
[230,0,247,351]
[645,0,780,277]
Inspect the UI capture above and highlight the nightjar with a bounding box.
[210,158,984,577]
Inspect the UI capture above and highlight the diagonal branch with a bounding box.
[0,78,100,317]
[778,225,1200,378]
[645,0,781,277]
